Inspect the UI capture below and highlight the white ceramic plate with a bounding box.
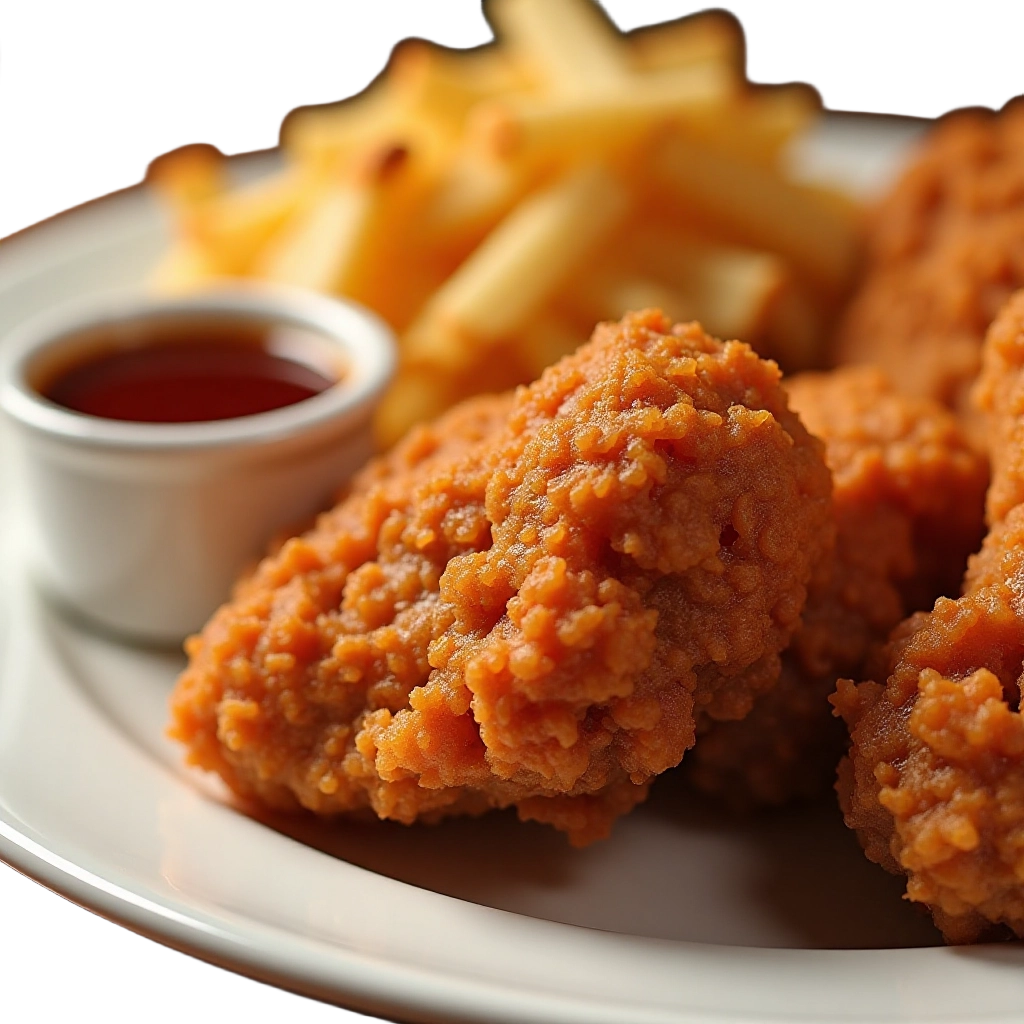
[4,116,1024,1024]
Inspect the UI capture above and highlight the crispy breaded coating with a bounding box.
[835,292,1024,942]
[788,368,987,614]
[835,100,1024,434]
[170,310,833,845]
[687,367,987,808]
[972,288,1024,525]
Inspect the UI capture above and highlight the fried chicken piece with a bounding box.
[170,310,833,845]
[835,292,1024,942]
[686,367,987,808]
[834,100,1024,436]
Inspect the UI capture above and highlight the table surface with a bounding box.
[3,4,1019,1022]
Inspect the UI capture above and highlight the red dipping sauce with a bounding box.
[40,320,339,424]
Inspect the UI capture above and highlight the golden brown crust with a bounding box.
[834,100,1024,435]
[789,367,988,613]
[688,367,986,808]
[836,292,1024,942]
[170,310,833,844]
[972,291,1024,525]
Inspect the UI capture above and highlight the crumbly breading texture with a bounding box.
[834,100,1024,433]
[170,310,833,845]
[835,292,1024,942]
[688,367,986,808]
[972,288,1024,526]
[788,367,987,614]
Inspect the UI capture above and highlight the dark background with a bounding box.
[0,4,1019,1019]
[2,3,1024,237]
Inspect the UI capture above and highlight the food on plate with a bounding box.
[835,100,1024,440]
[834,292,1024,942]
[147,0,859,446]
[786,368,988,614]
[138,0,1024,947]
[686,367,987,807]
[170,310,833,845]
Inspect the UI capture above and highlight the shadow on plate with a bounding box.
[649,772,941,948]
[43,597,942,951]
[949,943,1024,966]
[249,770,941,950]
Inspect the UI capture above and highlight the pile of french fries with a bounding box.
[147,0,860,447]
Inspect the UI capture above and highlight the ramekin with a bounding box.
[0,285,396,644]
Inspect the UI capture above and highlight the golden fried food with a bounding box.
[149,0,859,448]
[835,100,1024,436]
[687,367,987,808]
[170,310,832,845]
[835,292,1024,942]
[788,368,987,614]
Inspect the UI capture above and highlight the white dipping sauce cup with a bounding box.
[0,285,396,645]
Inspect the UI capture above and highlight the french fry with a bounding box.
[624,228,825,362]
[680,85,821,165]
[280,83,396,166]
[568,252,788,345]
[373,368,455,449]
[682,251,789,341]
[146,144,225,209]
[182,168,307,275]
[149,0,862,445]
[256,145,409,294]
[562,224,802,350]
[421,148,530,247]
[283,41,518,167]
[149,239,225,295]
[799,180,861,222]
[255,182,377,294]
[343,146,456,328]
[468,63,736,162]
[389,39,524,130]
[602,278,699,325]
[651,130,858,294]
[643,236,823,369]
[399,320,473,372]
[404,163,629,365]
[408,41,527,97]
[628,12,743,74]
[488,0,630,96]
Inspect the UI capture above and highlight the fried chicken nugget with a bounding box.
[170,310,832,845]
[835,291,1024,941]
[835,100,1024,436]
[686,367,987,807]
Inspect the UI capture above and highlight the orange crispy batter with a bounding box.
[835,100,1024,434]
[835,292,1024,942]
[170,310,832,844]
[687,367,987,808]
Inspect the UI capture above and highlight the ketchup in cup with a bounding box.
[40,319,339,423]
[0,290,394,643]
